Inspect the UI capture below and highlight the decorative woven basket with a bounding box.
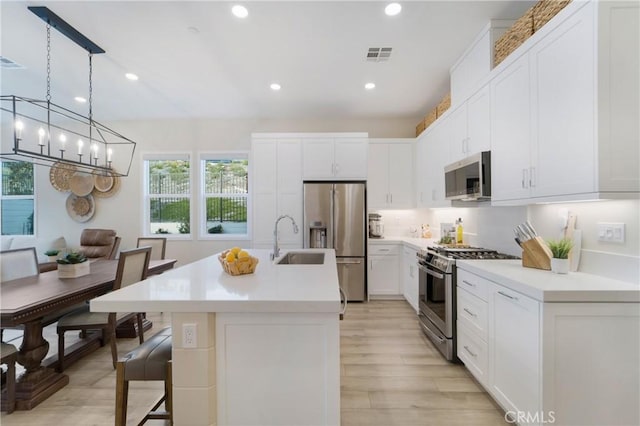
[494,7,535,67]
[533,0,571,32]
[218,250,259,276]
[436,93,451,117]
[415,118,426,137]
[424,108,438,129]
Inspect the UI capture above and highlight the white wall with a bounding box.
[29,117,417,265]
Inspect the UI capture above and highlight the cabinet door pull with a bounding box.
[462,280,476,288]
[529,166,536,187]
[463,307,477,317]
[390,193,393,204]
[521,169,528,189]
[335,163,340,175]
[464,345,477,358]
[498,290,519,301]
[379,248,390,252]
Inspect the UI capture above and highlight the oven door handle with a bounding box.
[418,264,445,280]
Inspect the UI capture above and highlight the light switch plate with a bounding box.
[597,223,625,244]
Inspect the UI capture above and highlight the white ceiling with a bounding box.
[1,1,535,122]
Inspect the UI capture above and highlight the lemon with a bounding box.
[225,252,236,262]
[237,250,250,259]
[230,246,242,255]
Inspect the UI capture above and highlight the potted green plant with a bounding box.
[44,249,60,262]
[546,238,573,274]
[57,251,90,278]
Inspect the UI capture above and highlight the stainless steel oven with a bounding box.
[417,249,456,361]
[416,247,519,362]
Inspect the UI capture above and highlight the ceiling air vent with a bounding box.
[0,56,24,69]
[366,47,392,62]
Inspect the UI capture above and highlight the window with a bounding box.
[201,153,249,239]
[143,155,191,237]
[1,161,35,236]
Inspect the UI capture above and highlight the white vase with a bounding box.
[551,258,570,274]
[48,255,58,262]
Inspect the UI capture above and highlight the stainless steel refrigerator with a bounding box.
[303,182,366,301]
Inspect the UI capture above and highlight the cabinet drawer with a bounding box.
[456,268,489,301]
[457,287,488,341]
[368,244,400,256]
[457,322,488,387]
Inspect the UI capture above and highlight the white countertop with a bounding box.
[369,236,436,250]
[90,249,341,314]
[457,259,640,303]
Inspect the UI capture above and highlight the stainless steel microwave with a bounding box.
[444,151,491,200]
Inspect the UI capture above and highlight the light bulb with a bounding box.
[59,133,67,148]
[77,139,84,155]
[107,148,113,162]
[15,120,24,139]
[38,127,46,145]
[92,143,99,159]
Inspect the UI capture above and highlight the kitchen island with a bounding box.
[91,249,341,426]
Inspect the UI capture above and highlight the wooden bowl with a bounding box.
[218,250,259,276]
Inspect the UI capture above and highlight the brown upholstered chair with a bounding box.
[1,342,17,414]
[115,327,172,426]
[56,247,151,372]
[80,229,120,260]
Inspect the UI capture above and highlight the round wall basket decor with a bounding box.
[50,162,78,192]
[69,173,95,197]
[66,193,96,222]
[92,170,121,198]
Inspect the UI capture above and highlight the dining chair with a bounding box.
[79,229,119,260]
[56,246,152,372]
[0,247,39,282]
[136,237,167,261]
[0,342,17,414]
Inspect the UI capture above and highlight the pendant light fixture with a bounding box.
[0,7,136,177]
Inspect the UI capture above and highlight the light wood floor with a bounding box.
[2,301,507,425]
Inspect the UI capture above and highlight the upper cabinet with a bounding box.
[491,0,639,205]
[448,85,492,163]
[302,135,368,180]
[368,140,414,209]
[416,121,451,208]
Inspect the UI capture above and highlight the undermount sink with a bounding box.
[276,252,325,265]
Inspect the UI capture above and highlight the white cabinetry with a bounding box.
[491,0,639,204]
[448,85,491,163]
[368,140,414,209]
[251,137,303,249]
[421,122,451,208]
[302,135,368,180]
[488,283,540,420]
[368,243,401,298]
[402,246,419,312]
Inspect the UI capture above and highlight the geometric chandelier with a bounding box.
[0,7,135,177]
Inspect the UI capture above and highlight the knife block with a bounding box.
[521,237,553,270]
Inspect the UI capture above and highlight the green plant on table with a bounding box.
[44,249,60,256]
[57,251,88,264]
[546,238,573,259]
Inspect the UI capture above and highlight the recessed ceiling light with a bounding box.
[74,96,86,103]
[385,3,402,16]
[232,5,249,18]
[365,82,376,90]
[270,83,281,91]
[125,73,139,81]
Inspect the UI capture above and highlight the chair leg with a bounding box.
[5,355,16,414]
[166,361,173,424]
[57,330,65,373]
[115,362,128,426]
[136,314,144,344]
[108,326,118,370]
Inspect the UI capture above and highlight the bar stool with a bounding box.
[115,327,172,426]
[1,342,17,414]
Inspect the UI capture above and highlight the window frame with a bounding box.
[198,151,251,241]
[0,160,37,237]
[141,152,193,240]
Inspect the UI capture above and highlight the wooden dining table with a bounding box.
[0,258,176,410]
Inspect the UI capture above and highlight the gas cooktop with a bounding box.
[430,246,520,260]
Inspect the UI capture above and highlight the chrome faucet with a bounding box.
[271,214,299,260]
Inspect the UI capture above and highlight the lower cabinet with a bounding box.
[402,246,419,312]
[368,243,401,298]
[457,266,640,426]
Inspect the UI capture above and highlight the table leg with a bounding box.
[13,320,69,410]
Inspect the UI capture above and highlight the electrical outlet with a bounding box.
[597,222,625,243]
[182,323,197,348]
